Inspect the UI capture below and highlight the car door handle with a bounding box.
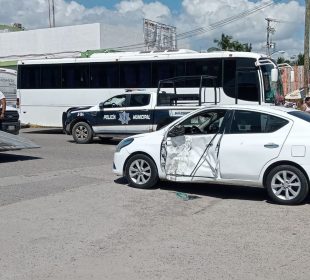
[264,143,279,148]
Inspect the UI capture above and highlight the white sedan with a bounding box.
[113,105,310,205]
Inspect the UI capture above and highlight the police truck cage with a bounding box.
[156,75,218,107]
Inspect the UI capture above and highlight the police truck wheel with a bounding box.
[125,154,159,189]
[266,165,309,205]
[72,122,93,144]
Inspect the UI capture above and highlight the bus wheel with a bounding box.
[72,122,93,144]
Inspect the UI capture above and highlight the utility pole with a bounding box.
[48,0,52,28]
[304,0,310,96]
[265,17,288,56]
[52,0,56,27]
[265,18,278,56]
[47,0,56,28]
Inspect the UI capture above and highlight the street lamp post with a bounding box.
[270,50,286,58]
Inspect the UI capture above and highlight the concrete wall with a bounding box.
[0,23,102,59]
[0,22,145,61]
[99,23,143,50]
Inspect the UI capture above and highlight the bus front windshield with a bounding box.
[261,64,284,104]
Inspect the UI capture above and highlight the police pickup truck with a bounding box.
[63,75,217,144]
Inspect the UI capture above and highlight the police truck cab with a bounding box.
[63,76,216,144]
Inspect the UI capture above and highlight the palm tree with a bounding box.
[214,34,233,50]
[213,33,252,52]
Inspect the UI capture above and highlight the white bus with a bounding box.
[0,68,17,107]
[17,49,282,127]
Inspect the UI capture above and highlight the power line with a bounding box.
[107,0,274,51]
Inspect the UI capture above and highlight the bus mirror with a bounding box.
[271,69,278,82]
[290,70,295,83]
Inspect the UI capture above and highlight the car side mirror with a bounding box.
[167,125,185,137]
[99,102,104,110]
[271,69,278,82]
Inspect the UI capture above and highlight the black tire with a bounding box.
[125,154,159,189]
[265,165,309,205]
[72,121,93,144]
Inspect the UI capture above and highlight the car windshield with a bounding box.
[261,64,284,104]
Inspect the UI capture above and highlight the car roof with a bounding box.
[202,104,297,116]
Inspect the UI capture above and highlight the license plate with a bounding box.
[8,126,15,131]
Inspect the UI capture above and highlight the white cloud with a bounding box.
[0,0,305,55]
[177,0,305,55]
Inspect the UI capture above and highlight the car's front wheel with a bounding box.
[266,165,309,205]
[72,121,93,144]
[125,154,159,189]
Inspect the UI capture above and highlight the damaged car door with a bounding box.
[161,109,229,182]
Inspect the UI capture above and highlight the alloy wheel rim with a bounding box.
[76,125,88,140]
[271,170,301,200]
[129,159,151,185]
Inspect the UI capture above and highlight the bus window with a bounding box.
[185,58,222,87]
[41,65,61,89]
[90,63,119,88]
[223,58,259,102]
[261,64,277,103]
[19,65,41,89]
[62,64,89,88]
[152,60,186,87]
[120,62,151,88]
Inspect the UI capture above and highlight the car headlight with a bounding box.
[116,138,134,152]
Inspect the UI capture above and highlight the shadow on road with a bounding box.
[67,138,122,145]
[22,128,64,134]
[114,177,268,202]
[0,153,41,163]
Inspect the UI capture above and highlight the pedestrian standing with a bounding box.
[0,90,6,120]
[301,97,310,113]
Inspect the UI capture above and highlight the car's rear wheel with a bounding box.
[125,154,159,189]
[72,122,93,144]
[266,165,309,205]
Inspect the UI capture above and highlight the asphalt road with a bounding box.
[0,128,310,280]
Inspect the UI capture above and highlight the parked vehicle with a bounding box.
[0,68,17,107]
[113,104,310,205]
[18,49,281,127]
[63,76,218,144]
[1,105,20,135]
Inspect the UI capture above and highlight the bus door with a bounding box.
[96,94,128,133]
[125,93,153,134]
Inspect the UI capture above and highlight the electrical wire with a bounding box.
[108,0,275,51]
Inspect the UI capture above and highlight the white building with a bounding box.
[0,23,143,62]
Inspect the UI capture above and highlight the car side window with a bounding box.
[230,111,288,134]
[103,95,126,108]
[179,110,227,135]
[128,94,150,107]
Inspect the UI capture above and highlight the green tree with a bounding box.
[276,57,290,64]
[296,53,304,65]
[213,33,252,52]
[213,34,233,50]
